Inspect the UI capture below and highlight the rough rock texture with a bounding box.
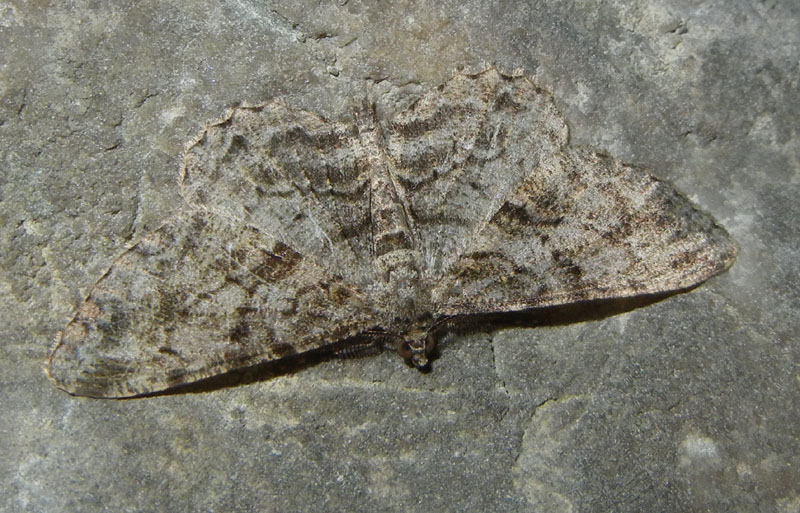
[1,1,796,512]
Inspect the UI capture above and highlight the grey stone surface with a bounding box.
[0,1,796,512]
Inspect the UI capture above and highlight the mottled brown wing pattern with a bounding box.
[181,101,374,286]
[385,70,568,282]
[431,148,738,315]
[47,211,379,397]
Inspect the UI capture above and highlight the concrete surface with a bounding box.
[1,1,797,512]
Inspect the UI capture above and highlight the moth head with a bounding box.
[397,332,436,370]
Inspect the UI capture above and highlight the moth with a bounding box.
[48,69,737,397]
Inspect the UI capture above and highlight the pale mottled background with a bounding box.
[1,1,797,512]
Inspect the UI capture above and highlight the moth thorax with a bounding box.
[374,228,412,257]
[375,249,421,284]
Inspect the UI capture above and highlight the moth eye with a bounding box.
[425,334,436,354]
[397,340,413,359]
